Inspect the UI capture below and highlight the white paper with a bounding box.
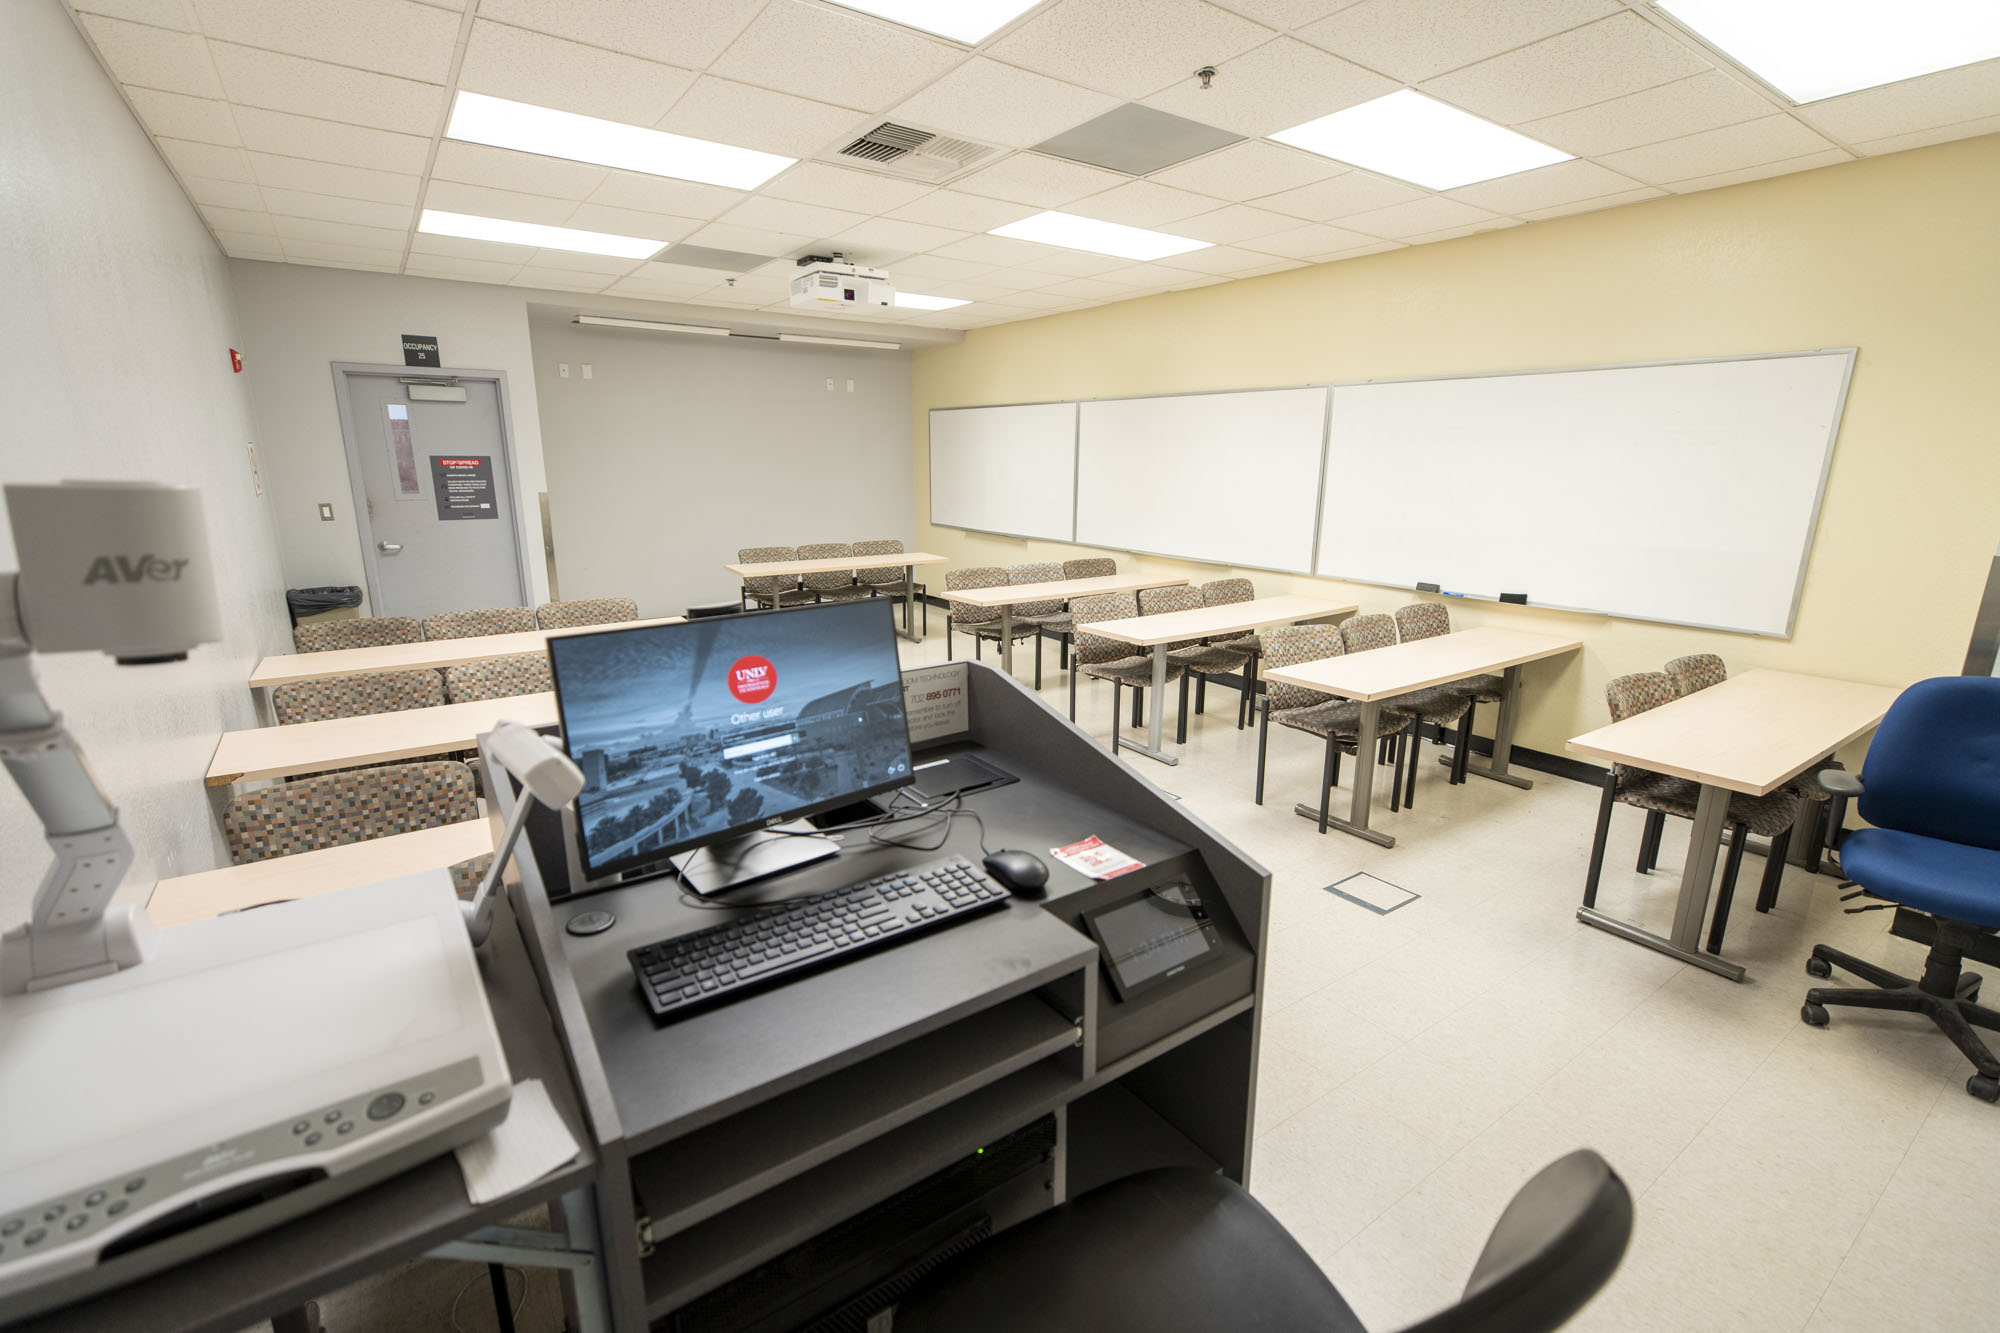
[455,1078,580,1205]
[1049,835,1142,880]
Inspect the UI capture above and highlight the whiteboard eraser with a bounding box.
[1499,592,1528,605]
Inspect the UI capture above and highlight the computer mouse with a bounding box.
[983,850,1050,899]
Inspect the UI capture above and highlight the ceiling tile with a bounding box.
[952,151,1130,206]
[1144,37,1395,137]
[1442,158,1643,213]
[232,107,432,173]
[475,0,764,69]
[708,2,963,113]
[761,161,934,213]
[720,195,872,240]
[458,20,694,124]
[986,288,1084,309]
[404,253,527,284]
[653,76,855,159]
[1150,242,1292,275]
[1421,12,1713,126]
[186,0,458,82]
[1514,184,1663,220]
[523,248,643,275]
[1400,215,1521,244]
[1600,115,1841,186]
[886,189,1035,231]
[208,41,445,132]
[1208,0,1360,31]
[562,203,703,242]
[423,179,578,225]
[1660,149,1853,195]
[602,271,723,300]
[1258,170,1424,218]
[181,175,263,209]
[827,215,969,255]
[212,228,286,259]
[1065,179,1221,226]
[1147,139,1341,200]
[73,0,199,30]
[889,254,1002,283]
[1301,0,1617,84]
[1036,276,1140,301]
[1167,202,1300,243]
[1002,248,1132,275]
[1855,113,2000,156]
[1237,255,1310,274]
[929,233,1073,267]
[199,203,274,233]
[884,57,1121,150]
[1240,220,1378,257]
[1519,71,1779,158]
[247,152,419,205]
[587,170,745,221]
[685,220,814,257]
[262,187,414,228]
[1795,58,2000,146]
[431,140,609,201]
[124,88,238,145]
[1314,238,1399,261]
[986,0,1274,101]
[410,231,536,261]
[76,13,222,97]
[269,214,409,248]
[1336,195,1499,238]
[156,136,254,182]
[509,266,616,292]
[278,238,403,268]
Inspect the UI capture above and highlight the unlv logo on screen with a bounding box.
[728,655,776,704]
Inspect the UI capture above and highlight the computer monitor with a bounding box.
[547,599,913,892]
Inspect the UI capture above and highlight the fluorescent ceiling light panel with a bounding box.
[827,1,1044,44]
[445,91,793,190]
[575,315,729,335]
[894,292,970,310]
[1654,0,2000,103]
[989,211,1212,261]
[777,334,902,349]
[1270,90,1572,191]
[419,209,664,259]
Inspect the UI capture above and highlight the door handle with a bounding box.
[378,541,403,554]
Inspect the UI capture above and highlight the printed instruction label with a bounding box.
[1050,835,1142,880]
[902,662,969,743]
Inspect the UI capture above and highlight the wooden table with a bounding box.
[207,693,557,786]
[938,572,1190,675]
[1264,627,1583,846]
[1567,667,1900,981]
[250,616,683,693]
[1083,595,1357,764]
[147,820,493,927]
[724,551,946,643]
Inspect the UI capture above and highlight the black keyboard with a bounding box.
[630,854,1013,1021]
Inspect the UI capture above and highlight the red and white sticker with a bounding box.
[1049,835,1142,880]
[727,655,776,704]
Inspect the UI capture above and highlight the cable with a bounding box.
[449,1263,529,1333]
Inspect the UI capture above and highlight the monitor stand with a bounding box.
[671,821,839,897]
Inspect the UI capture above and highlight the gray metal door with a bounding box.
[335,367,528,620]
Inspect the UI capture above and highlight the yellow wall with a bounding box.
[911,134,2000,766]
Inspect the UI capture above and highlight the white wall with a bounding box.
[229,261,553,611]
[0,0,290,920]
[531,317,914,617]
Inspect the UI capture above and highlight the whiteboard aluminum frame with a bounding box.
[927,400,1079,543]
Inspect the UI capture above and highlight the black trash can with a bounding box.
[285,585,362,626]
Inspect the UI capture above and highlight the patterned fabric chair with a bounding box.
[224,760,478,864]
[1254,625,1416,833]
[292,615,422,654]
[798,542,870,603]
[1006,562,1068,688]
[272,668,444,724]
[535,597,638,630]
[855,538,927,633]
[1063,557,1117,580]
[1201,579,1262,729]
[1070,592,1184,754]
[422,606,536,641]
[738,545,813,611]
[1395,601,1504,702]
[1342,610,1469,809]
[1582,671,1803,953]
[444,652,552,703]
[1664,653,1726,697]
[946,566,1037,666]
[1132,585,1243,735]
[449,853,493,901]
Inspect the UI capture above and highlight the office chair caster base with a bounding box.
[1806,955,1833,979]
[1968,1073,2000,1103]
[1801,1001,1829,1027]
[1958,971,1982,1002]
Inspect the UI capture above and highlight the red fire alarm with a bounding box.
[229,348,243,373]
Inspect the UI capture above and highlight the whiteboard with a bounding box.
[1314,351,1853,636]
[929,403,1076,541]
[1076,388,1327,573]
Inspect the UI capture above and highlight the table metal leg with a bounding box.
[897,566,919,643]
[1460,664,1533,789]
[1293,698,1394,846]
[1118,645,1179,766]
[1577,782,1746,982]
[425,1187,613,1333]
[998,605,1016,674]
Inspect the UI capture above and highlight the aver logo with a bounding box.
[83,555,190,585]
[727,654,776,705]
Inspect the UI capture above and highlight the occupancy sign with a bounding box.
[430,455,497,520]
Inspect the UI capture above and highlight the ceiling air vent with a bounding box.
[826,120,1002,183]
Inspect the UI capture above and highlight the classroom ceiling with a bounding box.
[64,0,2000,333]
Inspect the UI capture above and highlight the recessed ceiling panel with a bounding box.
[1031,103,1243,177]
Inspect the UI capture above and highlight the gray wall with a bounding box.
[531,318,915,618]
[0,0,290,920]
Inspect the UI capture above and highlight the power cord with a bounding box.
[449,1263,529,1332]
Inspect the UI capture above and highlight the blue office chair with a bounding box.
[1801,676,2000,1102]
